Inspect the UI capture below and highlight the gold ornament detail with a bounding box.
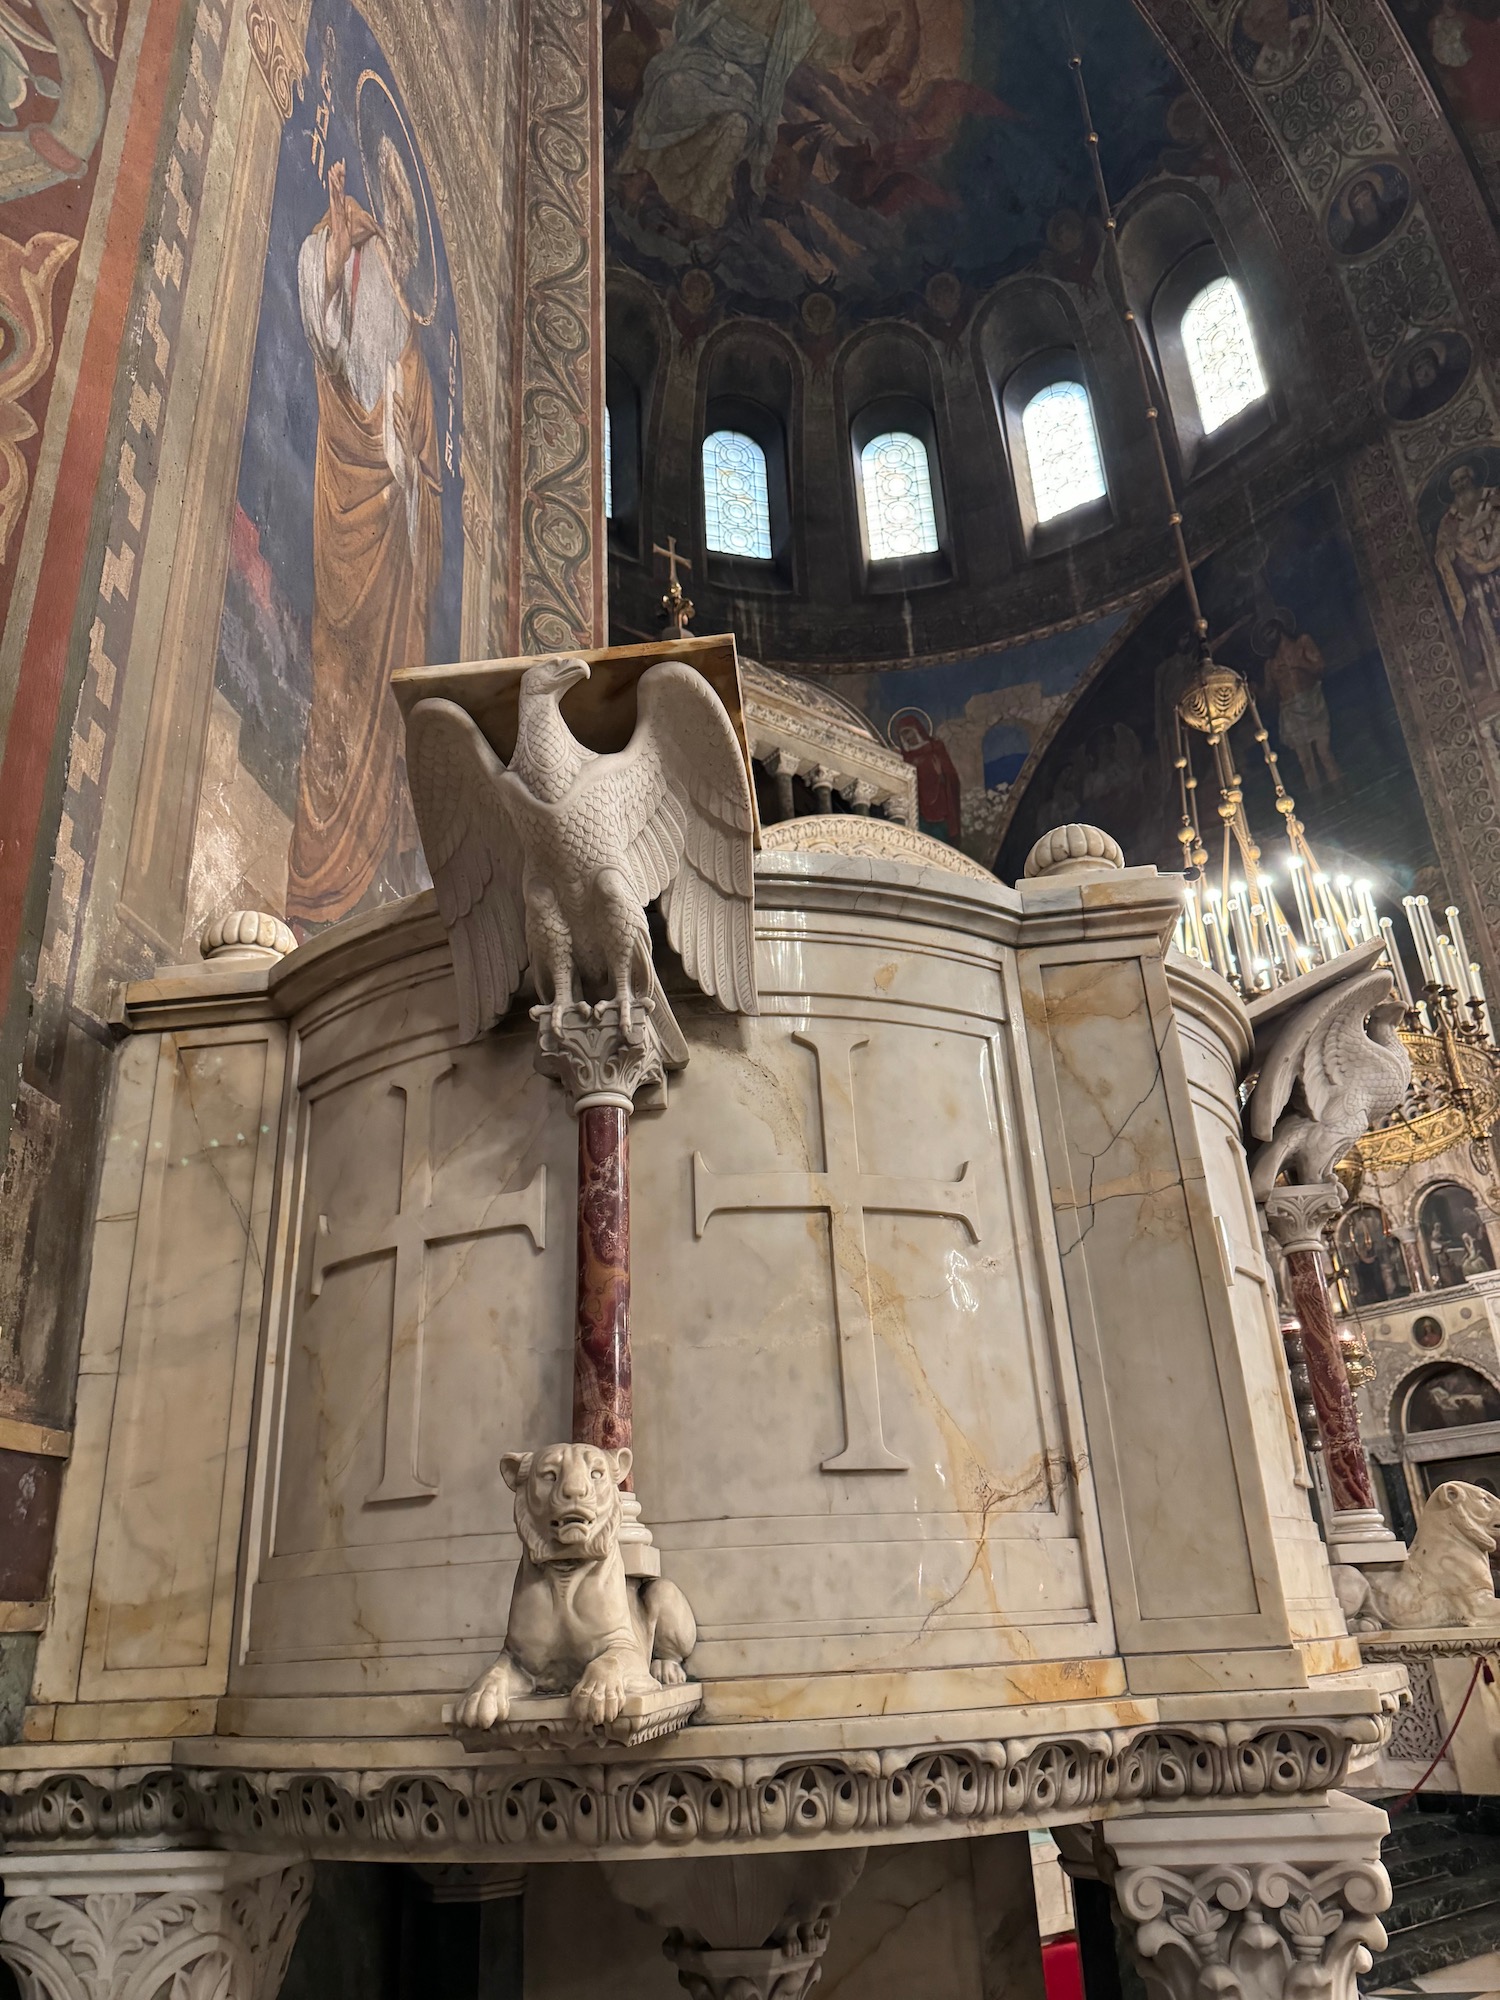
[1177,660,1249,739]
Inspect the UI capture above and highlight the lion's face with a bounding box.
[1428,1479,1500,1553]
[501,1442,629,1565]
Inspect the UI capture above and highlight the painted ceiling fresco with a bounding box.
[995,484,1442,911]
[603,0,1232,335]
[1389,0,1500,215]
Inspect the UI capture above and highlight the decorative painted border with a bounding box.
[511,0,604,655]
[28,0,232,1054]
[0,1720,1381,1863]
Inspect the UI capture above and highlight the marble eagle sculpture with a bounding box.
[405,656,757,1058]
[1248,967,1411,1196]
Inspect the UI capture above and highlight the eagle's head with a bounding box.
[523,656,591,705]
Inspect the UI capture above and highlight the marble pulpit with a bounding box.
[0,811,1402,1999]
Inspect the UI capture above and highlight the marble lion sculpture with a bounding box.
[1334,1480,1500,1632]
[455,1443,697,1730]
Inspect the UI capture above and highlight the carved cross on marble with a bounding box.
[310,1055,547,1505]
[693,1021,981,1473]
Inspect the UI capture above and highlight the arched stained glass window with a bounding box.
[859,431,939,562]
[1182,276,1266,434]
[603,404,613,520]
[1019,380,1107,524]
[702,429,772,559]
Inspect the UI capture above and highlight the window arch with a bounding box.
[859,430,939,562]
[702,428,772,561]
[1018,379,1107,525]
[1181,275,1266,435]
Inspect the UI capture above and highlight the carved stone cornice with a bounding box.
[0,1720,1386,1865]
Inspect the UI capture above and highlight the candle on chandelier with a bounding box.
[1405,897,1438,983]
[1380,919,1413,1008]
[1471,964,1491,1035]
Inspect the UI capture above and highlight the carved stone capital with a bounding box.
[665,1932,828,2000]
[1101,1797,1391,2000]
[839,778,881,812]
[0,1851,311,2000]
[532,1000,677,1112]
[605,1850,866,2000]
[1262,1182,1347,1256]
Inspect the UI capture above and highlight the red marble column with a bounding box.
[573,1104,632,1478]
[1280,1245,1377,1516]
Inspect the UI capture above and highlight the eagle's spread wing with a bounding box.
[567,661,757,1015]
[638,662,758,1014]
[1300,969,1402,1127]
[406,698,528,1043]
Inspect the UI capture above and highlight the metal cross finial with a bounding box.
[653,535,696,637]
[653,534,691,593]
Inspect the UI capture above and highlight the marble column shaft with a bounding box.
[1282,1244,1377,1514]
[1264,1185,1379,1516]
[574,1102,632,1473]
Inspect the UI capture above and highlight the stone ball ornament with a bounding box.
[200,909,297,962]
[1022,822,1126,881]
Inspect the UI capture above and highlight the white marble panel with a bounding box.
[1172,962,1348,1648]
[74,1026,285,1699]
[1020,939,1300,1677]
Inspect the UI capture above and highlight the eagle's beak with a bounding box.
[560,658,591,688]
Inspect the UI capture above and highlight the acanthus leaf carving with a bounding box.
[0,1862,311,2000]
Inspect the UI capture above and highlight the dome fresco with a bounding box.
[603,0,1224,336]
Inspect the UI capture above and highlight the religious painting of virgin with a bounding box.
[1326,162,1411,258]
[1420,449,1500,698]
[1229,0,1318,83]
[889,708,962,845]
[839,612,1130,864]
[1382,331,1472,423]
[209,0,464,933]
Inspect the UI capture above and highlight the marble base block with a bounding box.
[1328,1506,1408,1567]
[446,1680,703,1754]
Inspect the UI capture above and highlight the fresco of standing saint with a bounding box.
[207,0,464,937]
[289,137,443,924]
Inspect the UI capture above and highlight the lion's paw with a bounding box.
[572,1653,628,1725]
[456,1662,513,1731]
[652,1657,688,1686]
